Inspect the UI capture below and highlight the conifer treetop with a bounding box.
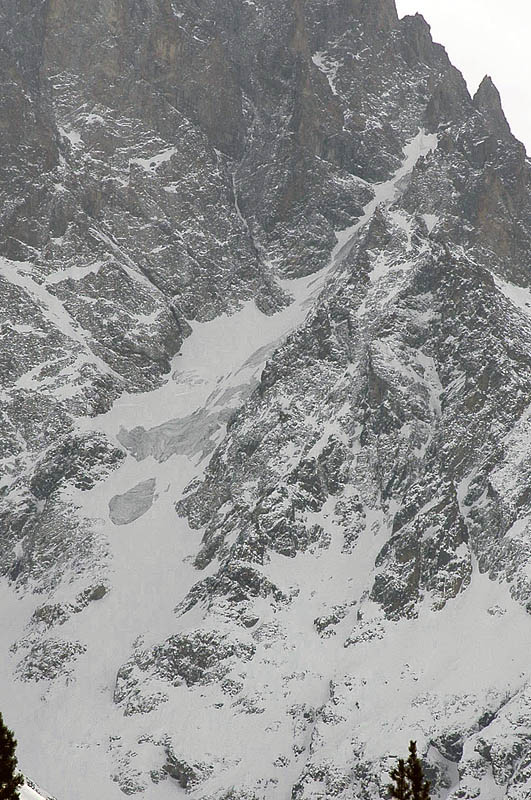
[0,712,24,800]
[387,741,431,800]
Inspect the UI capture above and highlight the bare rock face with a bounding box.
[2,1,531,800]
[473,75,515,142]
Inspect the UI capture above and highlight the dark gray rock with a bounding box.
[30,432,125,499]
[473,75,515,142]
[16,638,86,682]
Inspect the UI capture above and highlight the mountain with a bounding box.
[1,1,531,798]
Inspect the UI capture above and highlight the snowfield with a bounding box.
[1,117,531,800]
[0,132,446,800]
[2,0,531,797]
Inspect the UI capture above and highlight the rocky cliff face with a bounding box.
[1,1,531,799]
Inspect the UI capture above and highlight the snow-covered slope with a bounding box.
[18,778,56,800]
[0,129,428,798]
[1,1,531,799]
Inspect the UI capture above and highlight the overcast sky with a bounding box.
[395,0,531,153]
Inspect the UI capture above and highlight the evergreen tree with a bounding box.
[406,741,430,800]
[0,713,24,800]
[388,741,430,800]
[388,757,411,800]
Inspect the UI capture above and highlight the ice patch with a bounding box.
[109,478,157,525]
[423,213,439,233]
[495,276,531,315]
[312,51,341,95]
[58,126,82,147]
[129,147,178,172]
[44,260,105,286]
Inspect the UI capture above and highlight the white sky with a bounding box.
[395,0,531,153]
